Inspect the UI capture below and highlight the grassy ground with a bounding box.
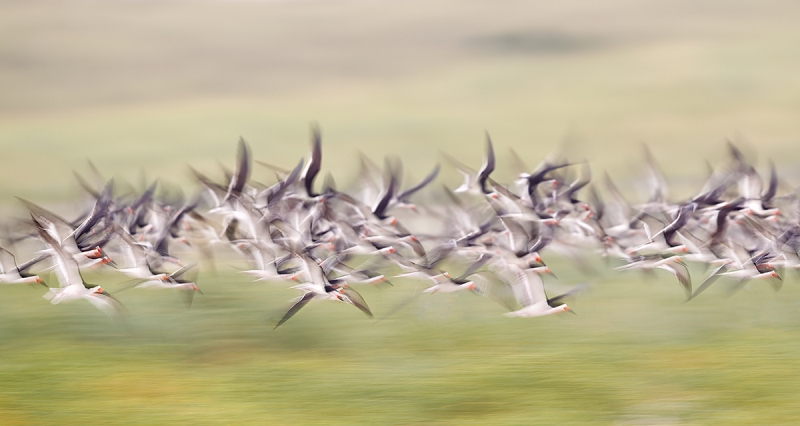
[2,264,800,425]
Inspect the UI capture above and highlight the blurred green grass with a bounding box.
[2,265,800,425]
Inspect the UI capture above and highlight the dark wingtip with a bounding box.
[310,123,321,148]
[485,132,495,160]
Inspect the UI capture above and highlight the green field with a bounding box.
[3,0,800,424]
[2,265,800,425]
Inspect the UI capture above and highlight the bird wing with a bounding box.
[73,179,113,246]
[0,247,17,274]
[396,164,440,202]
[498,215,530,254]
[372,171,396,220]
[688,264,728,301]
[420,240,455,269]
[480,270,519,312]
[664,263,692,299]
[223,138,251,203]
[302,125,322,197]
[477,133,495,194]
[18,198,76,247]
[375,286,422,323]
[169,262,198,280]
[84,292,124,319]
[33,216,83,288]
[301,255,327,291]
[341,287,373,318]
[521,269,548,307]
[115,227,148,268]
[547,282,589,307]
[643,145,669,203]
[274,292,315,329]
[762,161,778,202]
[452,252,492,284]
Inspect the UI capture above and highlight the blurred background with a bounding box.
[4,0,800,201]
[3,1,800,424]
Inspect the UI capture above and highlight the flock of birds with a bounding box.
[0,128,796,328]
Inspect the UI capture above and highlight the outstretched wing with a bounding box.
[341,287,373,318]
[274,292,315,329]
[688,264,728,301]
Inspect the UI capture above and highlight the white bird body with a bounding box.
[719,268,777,280]
[395,270,451,286]
[504,302,569,318]
[33,218,123,318]
[0,248,44,285]
[237,240,301,282]
[616,255,691,297]
[42,275,121,319]
[112,228,170,282]
[45,284,102,304]
[0,273,41,285]
[422,280,475,294]
[129,279,195,291]
[502,267,569,318]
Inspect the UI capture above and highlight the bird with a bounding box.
[0,127,796,328]
[273,255,372,329]
[32,216,123,319]
[616,255,692,299]
[503,269,573,318]
[0,247,46,286]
